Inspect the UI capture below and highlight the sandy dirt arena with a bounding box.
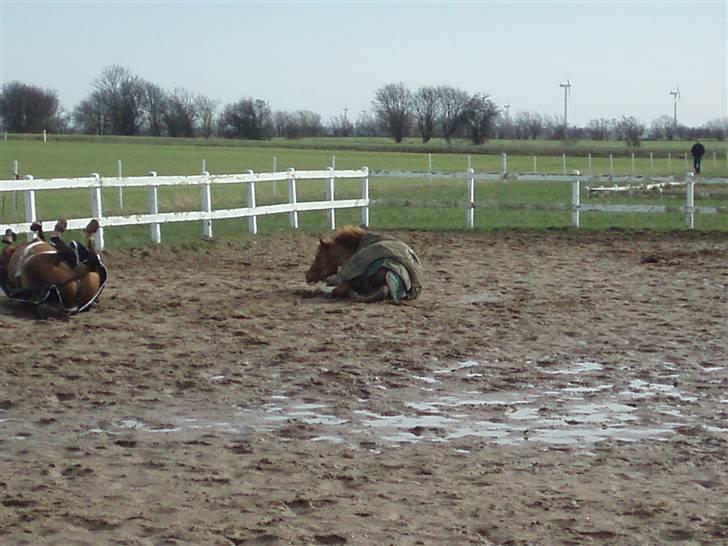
[1,228,727,546]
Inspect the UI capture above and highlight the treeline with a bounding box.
[1,65,726,145]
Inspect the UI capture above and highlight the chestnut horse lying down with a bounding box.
[305,225,423,302]
[0,219,107,317]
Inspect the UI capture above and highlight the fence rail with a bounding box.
[1,167,727,249]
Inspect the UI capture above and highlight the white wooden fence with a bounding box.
[1,168,726,250]
[375,169,727,230]
[0,168,370,250]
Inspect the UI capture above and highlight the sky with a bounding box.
[1,0,726,128]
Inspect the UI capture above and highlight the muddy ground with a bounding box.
[1,228,727,545]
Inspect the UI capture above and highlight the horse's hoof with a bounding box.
[30,222,43,233]
[85,219,100,235]
[2,229,16,244]
[54,219,68,233]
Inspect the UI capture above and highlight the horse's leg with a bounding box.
[83,220,102,271]
[50,234,78,265]
[351,285,390,303]
[330,282,355,298]
[30,222,45,240]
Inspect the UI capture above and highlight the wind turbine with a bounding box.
[559,79,572,126]
[669,85,680,125]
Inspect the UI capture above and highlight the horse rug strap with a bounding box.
[333,238,424,300]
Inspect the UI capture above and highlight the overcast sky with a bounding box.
[1,0,726,127]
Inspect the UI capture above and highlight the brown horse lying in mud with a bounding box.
[305,225,423,303]
[1,219,107,318]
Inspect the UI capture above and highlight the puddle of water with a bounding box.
[434,360,480,375]
[413,375,439,384]
[4,356,714,451]
[622,380,698,402]
[541,361,604,374]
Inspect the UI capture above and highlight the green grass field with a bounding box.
[1,135,727,247]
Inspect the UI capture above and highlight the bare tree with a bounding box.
[585,118,614,141]
[163,88,198,137]
[513,111,545,140]
[218,98,273,139]
[91,65,145,135]
[73,95,107,135]
[275,110,324,138]
[412,86,440,143]
[0,81,62,133]
[616,116,645,147]
[141,82,167,136]
[437,85,470,143]
[372,82,411,143]
[355,110,380,137]
[196,95,217,138]
[648,115,680,141]
[328,113,353,137]
[703,117,728,141]
[464,93,498,145]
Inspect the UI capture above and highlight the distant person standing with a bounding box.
[691,139,706,174]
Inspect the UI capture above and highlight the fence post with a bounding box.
[533,156,537,174]
[247,169,258,234]
[562,153,567,176]
[117,160,124,211]
[466,168,475,229]
[609,154,614,177]
[571,171,581,228]
[23,175,36,241]
[650,152,654,176]
[501,153,508,177]
[12,160,18,219]
[326,166,336,230]
[149,171,161,244]
[272,156,278,197]
[684,153,688,172]
[90,173,105,250]
[287,168,299,229]
[427,153,432,184]
[631,153,636,177]
[588,153,592,177]
[668,153,673,175]
[361,166,370,227]
[686,172,695,229]
[201,170,213,239]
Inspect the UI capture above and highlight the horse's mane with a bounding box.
[328,225,366,250]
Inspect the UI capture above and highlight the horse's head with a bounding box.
[305,226,366,284]
[305,237,341,283]
[1,229,17,270]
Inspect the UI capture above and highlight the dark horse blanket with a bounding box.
[0,239,107,314]
[332,233,424,301]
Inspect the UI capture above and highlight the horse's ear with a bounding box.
[318,236,330,247]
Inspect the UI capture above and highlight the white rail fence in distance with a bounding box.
[2,168,727,250]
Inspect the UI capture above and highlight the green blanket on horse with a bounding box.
[332,234,424,301]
